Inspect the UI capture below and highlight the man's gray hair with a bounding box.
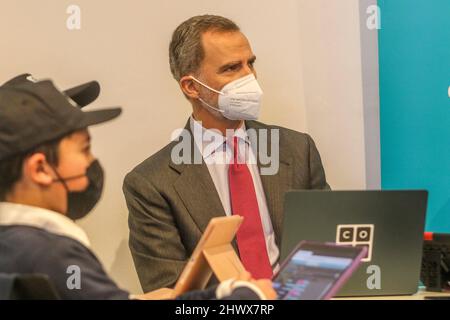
[169,15,240,81]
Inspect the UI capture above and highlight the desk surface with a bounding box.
[334,288,450,300]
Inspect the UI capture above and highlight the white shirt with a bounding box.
[0,202,91,249]
[190,116,280,270]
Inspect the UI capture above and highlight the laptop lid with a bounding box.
[281,190,428,297]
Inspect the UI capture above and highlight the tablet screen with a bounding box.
[273,242,364,300]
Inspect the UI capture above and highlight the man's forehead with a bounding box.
[201,30,254,64]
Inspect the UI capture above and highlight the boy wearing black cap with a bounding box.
[0,76,275,300]
[0,77,129,299]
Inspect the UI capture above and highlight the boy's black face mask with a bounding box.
[51,160,104,220]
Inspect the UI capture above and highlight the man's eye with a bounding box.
[226,65,240,72]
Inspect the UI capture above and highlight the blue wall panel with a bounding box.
[378,0,450,231]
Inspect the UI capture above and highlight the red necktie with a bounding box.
[228,136,273,279]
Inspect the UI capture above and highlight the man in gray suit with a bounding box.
[123,15,330,292]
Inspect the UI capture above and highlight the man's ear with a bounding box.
[179,76,200,100]
[23,153,55,187]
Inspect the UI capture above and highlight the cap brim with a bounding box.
[2,74,100,108]
[64,81,100,108]
[2,73,33,86]
[80,107,122,128]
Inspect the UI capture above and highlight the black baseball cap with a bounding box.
[2,73,100,108]
[0,79,121,161]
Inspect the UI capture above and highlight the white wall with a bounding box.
[297,0,368,189]
[1,0,376,293]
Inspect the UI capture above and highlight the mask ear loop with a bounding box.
[49,165,70,193]
[189,76,224,95]
[189,76,226,115]
[197,97,225,114]
[49,164,86,192]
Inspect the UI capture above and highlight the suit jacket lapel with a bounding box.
[170,120,226,233]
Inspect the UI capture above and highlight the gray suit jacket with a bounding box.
[123,119,330,292]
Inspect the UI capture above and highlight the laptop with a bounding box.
[280,190,428,297]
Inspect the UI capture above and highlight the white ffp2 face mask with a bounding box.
[190,74,263,121]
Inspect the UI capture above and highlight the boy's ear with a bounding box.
[24,153,54,186]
